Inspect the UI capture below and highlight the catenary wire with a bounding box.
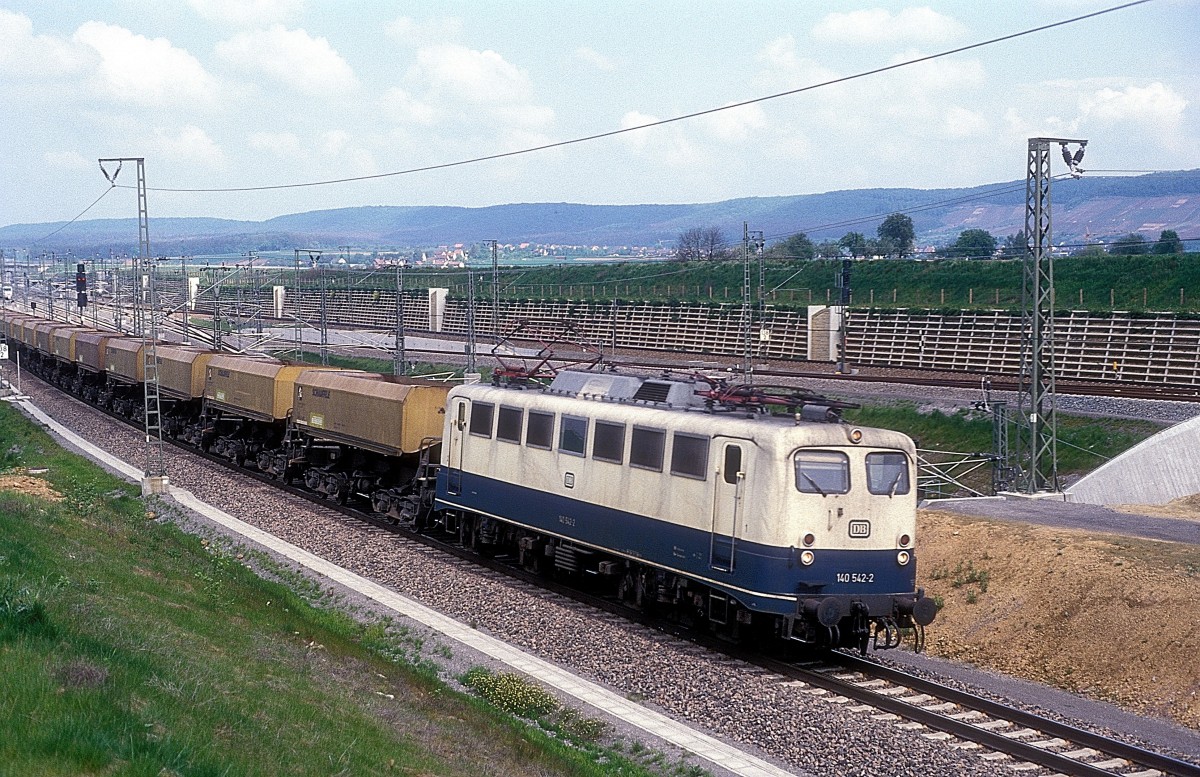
[27,186,118,247]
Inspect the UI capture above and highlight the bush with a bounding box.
[461,667,560,719]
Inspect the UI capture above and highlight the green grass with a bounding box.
[0,403,687,777]
[286,350,491,382]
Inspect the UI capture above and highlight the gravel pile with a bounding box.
[16,376,1189,777]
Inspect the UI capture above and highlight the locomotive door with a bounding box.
[710,438,747,572]
[446,399,467,496]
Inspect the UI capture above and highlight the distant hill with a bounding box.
[4,169,1197,256]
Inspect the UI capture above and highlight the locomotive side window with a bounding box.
[670,433,709,480]
[794,450,850,495]
[866,452,910,495]
[629,426,665,471]
[496,405,523,443]
[468,402,494,438]
[526,410,554,449]
[592,420,625,463]
[723,445,742,485]
[559,415,588,456]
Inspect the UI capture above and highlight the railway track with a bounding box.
[776,653,1199,777]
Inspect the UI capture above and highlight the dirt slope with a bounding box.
[918,505,1200,730]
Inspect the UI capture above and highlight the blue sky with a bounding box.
[1,0,1196,227]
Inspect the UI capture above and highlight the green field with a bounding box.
[233,251,1200,314]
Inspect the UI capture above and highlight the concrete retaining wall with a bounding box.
[1066,416,1200,505]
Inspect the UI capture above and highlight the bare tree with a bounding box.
[676,226,727,261]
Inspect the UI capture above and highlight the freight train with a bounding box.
[1,309,937,652]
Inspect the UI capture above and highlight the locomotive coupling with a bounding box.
[898,591,939,626]
[802,597,844,627]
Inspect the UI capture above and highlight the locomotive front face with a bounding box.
[768,426,936,646]
[784,440,918,594]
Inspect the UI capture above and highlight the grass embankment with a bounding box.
[0,403,688,777]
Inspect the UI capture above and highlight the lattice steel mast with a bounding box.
[1013,137,1086,494]
[99,157,167,491]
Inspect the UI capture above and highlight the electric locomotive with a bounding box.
[433,369,937,652]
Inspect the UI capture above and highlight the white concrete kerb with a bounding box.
[11,397,802,777]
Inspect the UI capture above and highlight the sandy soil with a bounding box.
[918,500,1200,730]
[0,473,63,502]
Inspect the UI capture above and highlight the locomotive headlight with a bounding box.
[800,550,815,566]
[896,551,911,566]
[803,533,815,547]
[848,428,863,444]
[898,534,911,548]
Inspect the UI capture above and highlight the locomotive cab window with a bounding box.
[866,452,910,495]
[629,426,665,472]
[468,402,494,438]
[670,433,709,480]
[559,415,588,456]
[526,410,554,449]
[496,405,523,443]
[592,420,625,463]
[794,450,850,495]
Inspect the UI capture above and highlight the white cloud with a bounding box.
[702,103,767,142]
[941,106,989,138]
[385,16,462,46]
[813,7,967,44]
[73,21,217,105]
[319,130,375,174]
[215,25,358,97]
[619,111,658,152]
[397,44,555,144]
[575,46,616,72]
[187,0,303,26]
[1079,82,1186,126]
[378,87,437,125]
[0,9,90,76]
[883,50,985,96]
[248,131,305,157]
[43,150,91,170]
[619,111,698,168]
[755,35,841,92]
[150,125,225,166]
[411,44,530,105]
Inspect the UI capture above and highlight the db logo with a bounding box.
[848,520,871,538]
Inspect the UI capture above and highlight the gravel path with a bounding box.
[14,374,1200,776]
[926,497,1200,545]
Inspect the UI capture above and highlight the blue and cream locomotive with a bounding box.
[434,370,937,651]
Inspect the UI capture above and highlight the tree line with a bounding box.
[676,216,1186,261]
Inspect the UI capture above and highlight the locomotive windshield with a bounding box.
[865,451,911,495]
[794,450,850,495]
